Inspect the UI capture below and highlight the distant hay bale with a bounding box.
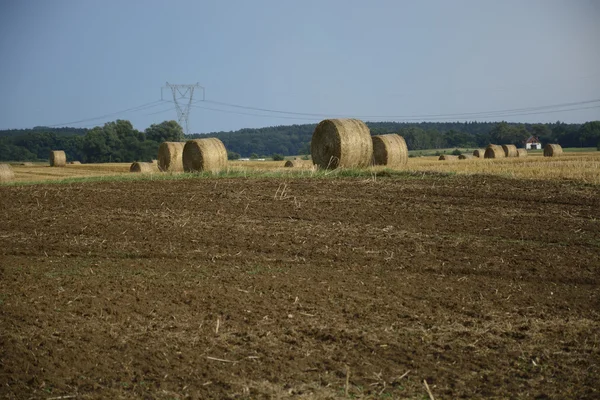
[311,119,373,169]
[458,154,474,160]
[183,138,228,172]
[0,164,15,182]
[484,144,505,159]
[502,144,518,157]
[157,142,185,172]
[49,150,67,167]
[372,134,408,167]
[20,162,34,166]
[516,148,528,157]
[129,162,154,173]
[544,144,563,157]
[473,149,485,158]
[438,154,458,161]
[69,161,81,165]
[284,160,312,168]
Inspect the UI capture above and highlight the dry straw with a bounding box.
[158,142,185,172]
[69,161,82,165]
[151,159,158,164]
[473,149,485,158]
[372,134,408,167]
[544,144,563,157]
[130,162,154,173]
[0,164,15,182]
[311,118,373,169]
[183,138,228,172]
[458,154,474,160]
[49,150,67,167]
[484,144,505,159]
[502,144,518,157]
[438,154,458,161]
[516,148,528,157]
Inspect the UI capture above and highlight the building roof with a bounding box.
[525,136,541,144]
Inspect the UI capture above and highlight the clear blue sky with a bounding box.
[0,0,599,133]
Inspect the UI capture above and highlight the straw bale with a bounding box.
[544,144,563,157]
[49,150,67,167]
[484,145,505,159]
[129,162,154,173]
[516,148,528,157]
[502,144,518,157]
[458,154,474,160]
[311,119,373,169]
[183,138,228,172]
[438,154,458,161]
[0,164,15,182]
[158,142,185,172]
[473,149,485,158]
[372,134,408,167]
[284,160,312,168]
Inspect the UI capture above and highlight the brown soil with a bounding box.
[1,175,599,399]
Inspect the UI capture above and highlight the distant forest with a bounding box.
[1,120,599,162]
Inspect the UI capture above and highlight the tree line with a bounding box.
[1,120,598,162]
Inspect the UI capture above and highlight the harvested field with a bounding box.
[1,175,599,399]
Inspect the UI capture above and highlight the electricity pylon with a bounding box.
[162,82,205,134]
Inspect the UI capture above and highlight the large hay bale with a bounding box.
[49,150,67,167]
[484,144,505,159]
[544,144,563,157]
[372,134,408,167]
[458,154,474,160]
[502,144,518,157]
[516,148,528,157]
[158,142,185,172]
[438,154,458,161]
[130,162,154,173]
[311,119,373,169]
[183,138,228,172]
[473,149,485,158]
[0,164,15,182]
[284,160,312,168]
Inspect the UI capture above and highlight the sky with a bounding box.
[0,0,599,134]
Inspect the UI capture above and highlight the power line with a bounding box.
[46,100,166,127]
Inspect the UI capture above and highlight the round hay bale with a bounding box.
[438,154,458,161]
[129,162,154,173]
[458,154,474,160]
[484,144,505,159]
[183,138,228,173]
[311,119,373,169]
[49,150,67,167]
[502,144,518,157]
[158,142,185,172]
[473,149,485,158]
[0,164,15,182]
[544,144,563,157]
[284,160,312,168]
[69,161,81,165]
[372,134,408,167]
[516,148,528,157]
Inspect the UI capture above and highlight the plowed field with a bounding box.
[1,175,599,399]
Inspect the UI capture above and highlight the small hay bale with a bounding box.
[484,144,505,159]
[0,164,15,182]
[458,154,474,160]
[183,138,228,172]
[284,160,311,168]
[157,142,185,172]
[69,161,81,165]
[544,144,563,157]
[49,150,67,167]
[438,154,458,161]
[372,134,408,167]
[129,162,154,173]
[311,119,373,169]
[516,148,528,157]
[502,144,518,157]
[473,149,485,158]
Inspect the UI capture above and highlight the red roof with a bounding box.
[525,136,540,144]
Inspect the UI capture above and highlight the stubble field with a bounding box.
[1,154,600,399]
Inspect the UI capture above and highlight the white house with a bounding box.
[525,136,542,150]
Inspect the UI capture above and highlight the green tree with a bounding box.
[271,153,284,161]
[227,151,241,160]
[145,120,184,143]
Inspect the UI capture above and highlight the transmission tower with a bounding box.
[162,82,205,134]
